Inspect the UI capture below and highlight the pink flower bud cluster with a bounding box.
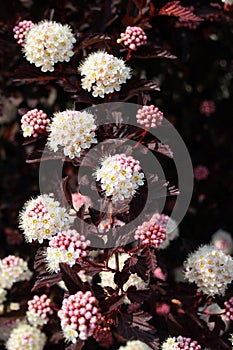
[13,20,34,46]
[46,229,90,273]
[135,220,166,247]
[200,100,216,116]
[194,165,209,181]
[21,109,50,138]
[58,291,101,343]
[162,336,201,350]
[136,105,163,129]
[26,294,53,327]
[0,255,32,290]
[117,26,147,51]
[224,297,233,321]
[93,316,113,348]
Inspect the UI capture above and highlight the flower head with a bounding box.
[211,229,233,255]
[26,294,53,327]
[23,20,76,72]
[136,105,163,129]
[45,229,90,273]
[0,255,32,290]
[118,340,152,350]
[6,323,46,350]
[162,336,201,350]
[194,165,209,181]
[94,153,144,202]
[58,291,102,342]
[150,213,179,249]
[79,51,132,98]
[200,100,216,116]
[19,194,70,243]
[48,110,97,159]
[184,244,233,296]
[13,20,34,46]
[21,109,50,138]
[117,26,147,51]
[135,220,166,247]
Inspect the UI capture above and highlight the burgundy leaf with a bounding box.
[134,46,176,59]
[59,263,88,294]
[101,294,125,313]
[77,33,111,50]
[127,286,151,303]
[32,273,62,292]
[62,176,73,207]
[159,1,203,21]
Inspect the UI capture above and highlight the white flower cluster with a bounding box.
[0,288,7,310]
[118,340,152,350]
[184,245,233,296]
[45,229,90,273]
[48,110,97,159]
[95,153,144,202]
[222,0,233,5]
[19,194,70,243]
[6,322,46,350]
[161,336,201,350]
[0,318,21,342]
[23,20,76,72]
[0,255,32,290]
[26,294,53,327]
[79,51,132,98]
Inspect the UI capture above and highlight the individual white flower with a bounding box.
[210,229,233,255]
[79,51,132,98]
[19,194,70,243]
[23,20,76,72]
[63,325,78,344]
[118,340,152,350]
[184,244,233,296]
[6,322,46,350]
[0,256,32,290]
[48,110,97,159]
[94,153,144,202]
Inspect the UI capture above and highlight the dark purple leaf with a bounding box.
[127,287,151,303]
[134,46,176,59]
[59,263,88,294]
[101,294,125,313]
[32,273,62,292]
[159,1,203,21]
[62,176,73,207]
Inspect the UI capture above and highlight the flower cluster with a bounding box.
[95,153,144,202]
[118,340,152,350]
[26,294,53,327]
[194,165,209,181]
[161,336,201,350]
[136,105,163,129]
[184,245,233,296]
[0,318,21,342]
[48,110,97,159]
[19,194,70,243]
[6,322,46,350]
[21,109,50,138]
[0,255,32,290]
[58,291,102,343]
[45,229,90,273]
[200,100,216,116]
[93,315,113,348]
[23,20,76,72]
[150,213,179,249]
[117,26,147,51]
[224,297,233,321]
[98,218,125,233]
[79,51,132,98]
[135,220,166,247]
[210,229,233,254]
[13,20,34,46]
